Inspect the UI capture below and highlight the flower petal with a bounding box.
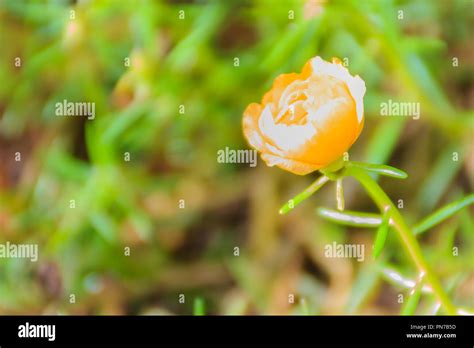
[258,104,318,154]
[242,103,265,152]
[310,56,366,123]
[261,153,321,175]
[242,56,366,176]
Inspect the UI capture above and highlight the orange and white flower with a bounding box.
[242,56,366,175]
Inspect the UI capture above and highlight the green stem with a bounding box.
[345,166,456,314]
[279,175,329,214]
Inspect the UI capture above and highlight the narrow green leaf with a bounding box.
[261,21,314,72]
[348,161,408,179]
[364,118,405,170]
[102,102,150,144]
[401,282,423,315]
[379,267,430,293]
[279,175,329,214]
[417,145,465,212]
[373,209,390,259]
[89,213,117,243]
[193,297,205,316]
[413,194,474,235]
[346,263,380,314]
[317,208,382,228]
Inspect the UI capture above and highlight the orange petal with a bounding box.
[262,73,299,105]
[242,103,265,152]
[261,153,321,175]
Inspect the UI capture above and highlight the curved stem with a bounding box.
[345,166,456,314]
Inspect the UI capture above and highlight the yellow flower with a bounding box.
[242,56,366,175]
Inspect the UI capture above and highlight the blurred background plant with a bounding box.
[0,0,472,315]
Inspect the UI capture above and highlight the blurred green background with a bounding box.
[0,0,472,315]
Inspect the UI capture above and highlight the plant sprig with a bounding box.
[279,160,472,314]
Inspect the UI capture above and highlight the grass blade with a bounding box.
[413,194,474,235]
[416,145,465,213]
[401,280,423,315]
[373,208,390,259]
[364,118,405,172]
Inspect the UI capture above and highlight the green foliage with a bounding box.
[348,162,408,179]
[372,210,390,260]
[0,0,472,315]
[401,281,423,315]
[279,175,329,214]
[317,208,383,228]
[414,195,474,235]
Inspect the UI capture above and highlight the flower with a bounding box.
[242,56,366,175]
